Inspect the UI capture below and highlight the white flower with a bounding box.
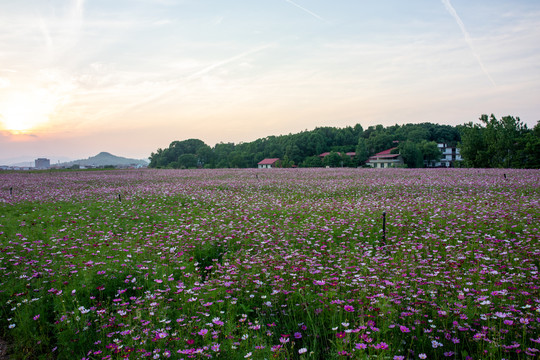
[299,348,308,354]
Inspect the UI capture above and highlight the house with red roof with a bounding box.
[367,147,403,168]
[257,158,280,169]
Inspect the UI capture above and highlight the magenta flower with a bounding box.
[344,305,354,312]
[399,325,410,333]
[374,342,389,350]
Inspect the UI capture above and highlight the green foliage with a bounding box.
[149,138,211,168]
[149,122,464,169]
[322,152,342,167]
[281,155,294,168]
[355,137,369,165]
[177,153,198,169]
[398,141,423,168]
[421,140,442,167]
[459,115,538,168]
[301,156,323,168]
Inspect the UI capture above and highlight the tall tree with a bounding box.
[522,121,540,168]
[398,141,423,168]
[421,140,442,167]
[301,156,323,167]
[322,152,342,167]
[355,137,369,165]
[459,114,532,168]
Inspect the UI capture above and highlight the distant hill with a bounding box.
[60,152,148,167]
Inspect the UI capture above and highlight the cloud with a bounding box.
[119,43,276,113]
[441,0,496,86]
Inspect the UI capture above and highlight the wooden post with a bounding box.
[9,187,13,196]
[118,194,122,202]
[382,211,386,243]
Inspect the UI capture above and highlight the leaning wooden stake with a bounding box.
[9,187,13,196]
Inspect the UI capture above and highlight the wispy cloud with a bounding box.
[441,0,496,86]
[121,43,275,113]
[284,0,330,24]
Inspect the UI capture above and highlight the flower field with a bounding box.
[0,168,538,360]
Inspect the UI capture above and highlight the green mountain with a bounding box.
[61,152,148,167]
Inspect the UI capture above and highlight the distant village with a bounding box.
[0,151,152,171]
[257,143,462,169]
[0,157,148,171]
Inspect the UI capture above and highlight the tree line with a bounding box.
[459,115,539,168]
[148,116,539,169]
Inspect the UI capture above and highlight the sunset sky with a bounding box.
[1,0,539,163]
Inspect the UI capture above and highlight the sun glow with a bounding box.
[0,90,58,133]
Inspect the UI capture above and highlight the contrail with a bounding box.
[441,0,496,86]
[187,43,274,80]
[124,43,275,112]
[284,0,330,23]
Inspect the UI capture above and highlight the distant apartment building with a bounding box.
[35,158,51,169]
[436,144,462,167]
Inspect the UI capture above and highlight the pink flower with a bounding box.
[399,325,410,333]
[355,343,367,350]
[344,305,354,312]
[374,342,389,350]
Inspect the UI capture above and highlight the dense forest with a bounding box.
[148,116,540,169]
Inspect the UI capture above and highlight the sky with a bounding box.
[1,0,539,163]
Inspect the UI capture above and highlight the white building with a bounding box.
[367,147,404,168]
[257,158,280,169]
[435,144,462,167]
[35,158,51,169]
